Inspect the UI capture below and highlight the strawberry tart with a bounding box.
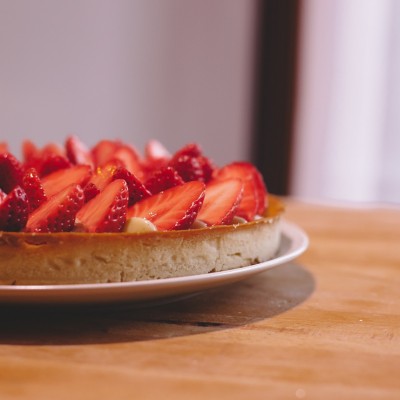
[0,137,283,285]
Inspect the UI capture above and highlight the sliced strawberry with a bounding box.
[82,161,121,201]
[127,181,205,231]
[0,186,29,231]
[76,179,128,233]
[144,166,184,194]
[0,142,9,154]
[169,155,204,182]
[22,168,47,212]
[197,179,243,226]
[91,140,120,167]
[65,135,94,167]
[25,184,84,233]
[168,144,215,183]
[39,154,71,177]
[198,155,215,183]
[213,162,267,220]
[41,143,65,158]
[22,140,40,163]
[41,165,92,198]
[113,144,144,179]
[172,143,202,159]
[83,182,100,202]
[0,152,25,193]
[143,140,171,178]
[112,167,151,206]
[145,140,171,161]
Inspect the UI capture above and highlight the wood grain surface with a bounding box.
[0,198,399,400]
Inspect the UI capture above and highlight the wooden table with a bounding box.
[0,198,399,399]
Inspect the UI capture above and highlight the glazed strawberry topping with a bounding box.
[42,165,91,198]
[213,162,268,220]
[127,181,205,231]
[0,138,268,233]
[22,168,47,212]
[197,179,243,226]
[112,167,151,206]
[0,152,24,193]
[0,186,29,231]
[39,154,71,177]
[144,166,184,194]
[65,135,94,167]
[76,179,129,233]
[25,184,84,233]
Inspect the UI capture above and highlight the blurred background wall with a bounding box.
[0,0,257,165]
[1,0,399,204]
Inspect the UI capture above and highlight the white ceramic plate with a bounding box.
[0,220,308,305]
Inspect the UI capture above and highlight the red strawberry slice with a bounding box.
[145,140,171,161]
[0,142,9,154]
[65,135,94,167]
[82,161,121,201]
[112,167,151,206]
[91,140,120,167]
[172,143,202,159]
[76,179,129,233]
[22,168,47,212]
[169,155,204,182]
[127,181,205,231]
[41,143,65,158]
[22,140,41,170]
[144,166,184,194]
[25,184,84,233]
[39,154,71,177]
[113,145,144,179]
[143,140,171,177]
[0,186,29,231]
[213,162,267,220]
[41,165,92,198]
[169,144,215,183]
[0,152,25,193]
[197,179,243,226]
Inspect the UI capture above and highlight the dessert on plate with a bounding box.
[0,136,284,285]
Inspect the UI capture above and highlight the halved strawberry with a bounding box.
[145,140,171,161]
[197,179,243,226]
[25,184,84,233]
[113,144,144,179]
[39,154,71,177]
[41,165,92,198]
[82,161,121,201]
[144,166,184,194]
[41,143,65,158]
[0,152,25,193]
[168,144,215,183]
[213,162,267,220]
[127,181,205,231]
[172,143,202,159]
[169,155,204,182]
[91,140,120,167]
[65,135,94,167]
[0,186,29,231]
[22,140,41,169]
[76,179,129,233]
[0,142,9,154]
[143,140,171,177]
[112,167,151,206]
[22,168,47,212]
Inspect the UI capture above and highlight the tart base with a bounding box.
[0,197,284,285]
